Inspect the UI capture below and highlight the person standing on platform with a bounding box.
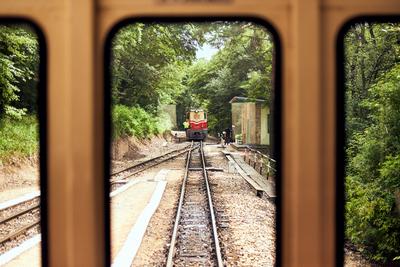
[223,127,232,145]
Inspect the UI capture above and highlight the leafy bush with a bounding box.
[345,176,400,261]
[345,64,400,263]
[0,116,38,164]
[0,25,39,119]
[112,104,172,140]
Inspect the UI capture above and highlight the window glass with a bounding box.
[0,23,42,267]
[109,21,278,266]
[343,22,400,266]
[189,111,205,121]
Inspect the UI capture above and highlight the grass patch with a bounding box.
[0,116,38,164]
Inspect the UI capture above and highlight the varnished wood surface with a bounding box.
[0,0,399,266]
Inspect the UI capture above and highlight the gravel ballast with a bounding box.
[131,144,276,266]
[0,198,41,255]
[206,145,276,266]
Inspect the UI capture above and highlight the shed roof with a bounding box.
[229,96,267,104]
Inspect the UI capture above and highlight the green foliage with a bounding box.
[345,34,400,262]
[0,25,39,119]
[181,22,274,134]
[345,177,400,261]
[344,23,400,137]
[0,25,39,163]
[241,70,271,101]
[111,23,203,113]
[0,116,38,164]
[112,104,173,140]
[157,62,187,105]
[111,22,274,135]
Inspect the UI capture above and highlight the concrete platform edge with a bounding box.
[111,170,169,267]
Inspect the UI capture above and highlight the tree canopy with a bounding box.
[0,25,39,120]
[344,22,400,262]
[110,22,274,134]
[177,22,274,133]
[111,23,206,113]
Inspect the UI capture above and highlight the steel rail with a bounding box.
[200,141,224,267]
[0,199,41,246]
[111,144,191,177]
[110,145,198,185]
[0,218,40,244]
[0,143,199,249]
[0,204,40,225]
[166,141,224,267]
[166,141,193,267]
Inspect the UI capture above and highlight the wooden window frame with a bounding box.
[0,0,399,266]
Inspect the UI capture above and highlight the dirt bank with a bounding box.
[0,156,39,202]
[0,133,182,202]
[112,132,175,161]
[111,133,189,173]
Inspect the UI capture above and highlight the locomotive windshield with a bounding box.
[189,111,206,121]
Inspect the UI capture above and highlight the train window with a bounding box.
[340,20,400,266]
[0,22,45,267]
[106,19,280,266]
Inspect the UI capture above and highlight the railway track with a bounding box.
[167,141,223,267]
[0,145,196,252]
[110,143,196,185]
[0,195,40,250]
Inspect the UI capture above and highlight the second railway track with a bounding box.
[0,195,40,252]
[0,144,198,253]
[167,141,223,267]
[110,144,196,186]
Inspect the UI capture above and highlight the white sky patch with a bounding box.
[196,44,219,60]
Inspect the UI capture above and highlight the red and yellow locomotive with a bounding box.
[185,109,208,141]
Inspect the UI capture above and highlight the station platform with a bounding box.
[230,143,271,155]
[223,150,276,199]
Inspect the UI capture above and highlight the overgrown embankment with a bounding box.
[0,116,38,165]
[0,116,39,196]
[112,105,172,140]
[111,104,174,161]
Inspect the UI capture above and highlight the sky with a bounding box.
[195,44,219,60]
